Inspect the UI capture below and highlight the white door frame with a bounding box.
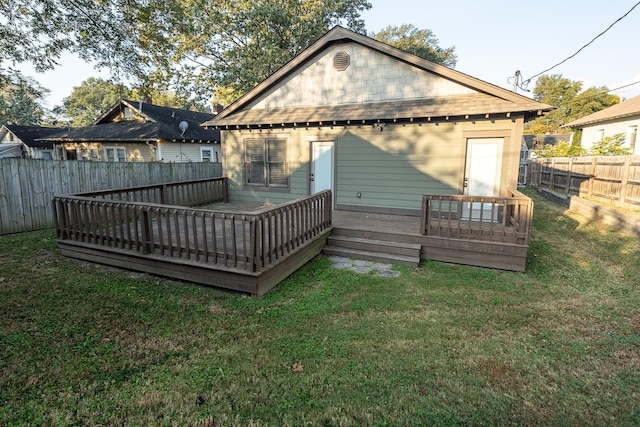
[463,137,504,221]
[310,140,335,204]
[464,137,503,196]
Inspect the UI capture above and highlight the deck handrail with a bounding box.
[52,180,332,274]
[420,188,533,245]
[75,177,229,206]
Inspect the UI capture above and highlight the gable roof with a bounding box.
[563,95,640,128]
[42,99,220,143]
[1,125,66,149]
[204,26,553,128]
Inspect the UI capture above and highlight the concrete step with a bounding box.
[327,235,422,257]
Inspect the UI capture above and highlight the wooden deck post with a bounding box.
[420,195,428,235]
[141,208,153,254]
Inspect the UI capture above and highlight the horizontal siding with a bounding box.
[159,142,222,163]
[336,125,464,210]
[224,130,309,205]
[223,119,519,210]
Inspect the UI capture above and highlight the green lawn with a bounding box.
[1,192,639,426]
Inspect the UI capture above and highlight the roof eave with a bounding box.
[211,26,547,125]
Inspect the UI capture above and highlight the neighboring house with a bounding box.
[203,26,553,213]
[41,99,222,162]
[563,95,640,155]
[519,134,570,185]
[0,125,66,159]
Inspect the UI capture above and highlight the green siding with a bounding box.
[336,125,464,210]
[222,119,519,210]
[224,130,309,205]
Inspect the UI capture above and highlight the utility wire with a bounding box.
[516,1,640,90]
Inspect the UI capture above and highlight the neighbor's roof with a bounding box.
[41,121,219,143]
[2,125,66,149]
[564,95,640,128]
[42,100,220,143]
[203,26,553,129]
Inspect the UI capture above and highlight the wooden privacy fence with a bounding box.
[53,185,332,273]
[529,156,640,210]
[421,188,534,245]
[0,158,222,234]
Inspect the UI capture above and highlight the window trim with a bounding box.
[105,147,126,162]
[242,137,290,191]
[200,146,214,162]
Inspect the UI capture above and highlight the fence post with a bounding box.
[565,157,573,194]
[619,156,632,207]
[548,158,556,190]
[588,157,597,197]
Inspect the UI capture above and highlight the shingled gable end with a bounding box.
[202,26,552,213]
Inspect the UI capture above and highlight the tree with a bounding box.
[589,133,631,156]
[2,1,373,106]
[525,74,620,135]
[535,141,585,158]
[60,78,132,126]
[0,67,49,126]
[371,24,457,67]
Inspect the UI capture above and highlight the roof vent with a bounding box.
[333,51,350,71]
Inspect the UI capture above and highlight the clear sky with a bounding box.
[16,0,640,109]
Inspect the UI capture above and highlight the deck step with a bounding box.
[327,235,422,257]
[324,235,421,267]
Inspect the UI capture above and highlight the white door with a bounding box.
[311,141,333,195]
[463,138,503,221]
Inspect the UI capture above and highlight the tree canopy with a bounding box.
[56,78,208,126]
[59,78,132,126]
[371,24,457,67]
[525,74,620,135]
[2,0,373,106]
[0,68,48,126]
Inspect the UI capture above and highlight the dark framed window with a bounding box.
[244,138,288,188]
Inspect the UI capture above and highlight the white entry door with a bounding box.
[311,141,334,195]
[463,138,503,220]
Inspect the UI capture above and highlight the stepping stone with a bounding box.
[378,270,401,278]
[350,266,372,274]
[353,260,373,267]
[371,263,392,272]
[332,262,352,270]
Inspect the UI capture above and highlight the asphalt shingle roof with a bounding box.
[39,100,220,143]
[4,125,66,148]
[564,95,640,128]
[210,93,547,127]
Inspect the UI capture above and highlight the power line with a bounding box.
[513,1,640,91]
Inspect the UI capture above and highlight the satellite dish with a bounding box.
[178,120,189,135]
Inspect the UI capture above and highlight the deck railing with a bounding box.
[52,180,332,274]
[76,177,229,206]
[420,188,533,245]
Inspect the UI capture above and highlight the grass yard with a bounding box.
[1,191,639,426]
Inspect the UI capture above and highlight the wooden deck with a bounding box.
[53,178,332,296]
[53,179,534,295]
[332,208,530,272]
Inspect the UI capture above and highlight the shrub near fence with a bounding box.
[0,159,223,235]
[528,155,640,211]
